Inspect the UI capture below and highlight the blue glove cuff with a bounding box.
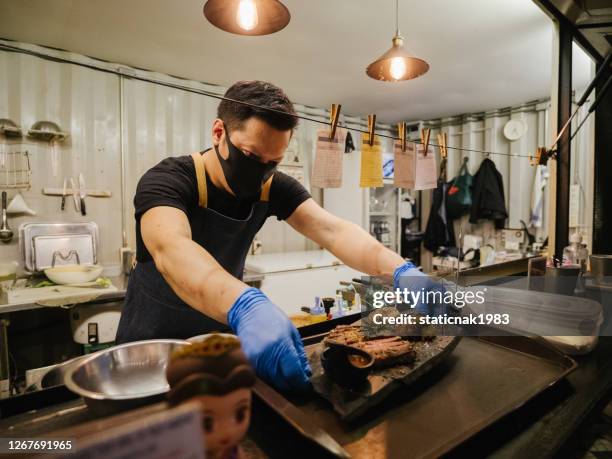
[227,287,270,331]
[393,261,417,289]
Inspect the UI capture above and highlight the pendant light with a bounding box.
[366,0,429,82]
[203,0,290,36]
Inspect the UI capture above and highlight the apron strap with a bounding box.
[260,175,274,202]
[191,151,274,206]
[191,152,208,208]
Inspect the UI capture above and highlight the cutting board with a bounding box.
[7,284,118,306]
[308,334,461,421]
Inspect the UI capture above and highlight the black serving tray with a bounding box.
[253,321,576,459]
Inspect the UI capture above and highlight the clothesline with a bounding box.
[1,42,535,161]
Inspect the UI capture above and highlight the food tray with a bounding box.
[253,327,576,459]
[309,335,462,421]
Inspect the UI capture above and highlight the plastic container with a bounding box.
[467,286,603,351]
[563,232,589,271]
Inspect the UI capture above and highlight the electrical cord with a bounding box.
[0,41,537,160]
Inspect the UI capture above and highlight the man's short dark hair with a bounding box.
[218,80,298,132]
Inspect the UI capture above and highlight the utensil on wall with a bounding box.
[0,139,5,169]
[70,177,80,213]
[0,192,13,244]
[78,173,87,216]
[0,119,23,139]
[0,151,31,190]
[61,178,67,211]
[43,187,112,198]
[27,121,67,142]
[27,121,67,179]
[6,192,36,216]
[51,140,59,177]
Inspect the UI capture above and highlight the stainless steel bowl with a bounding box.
[36,355,86,391]
[590,254,612,286]
[65,339,189,416]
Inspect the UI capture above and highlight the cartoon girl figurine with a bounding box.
[166,334,256,459]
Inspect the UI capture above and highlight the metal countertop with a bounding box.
[0,270,265,314]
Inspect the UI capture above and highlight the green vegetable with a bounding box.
[33,280,56,288]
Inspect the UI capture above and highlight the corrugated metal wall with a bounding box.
[0,40,594,275]
[0,47,122,272]
[417,95,593,270]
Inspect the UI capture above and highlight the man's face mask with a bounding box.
[214,126,278,198]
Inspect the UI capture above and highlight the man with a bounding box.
[116,80,435,391]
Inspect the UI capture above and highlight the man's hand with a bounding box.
[228,288,311,392]
[394,262,448,315]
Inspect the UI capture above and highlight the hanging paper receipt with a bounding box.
[360,133,383,188]
[311,128,345,188]
[414,144,437,190]
[393,141,416,189]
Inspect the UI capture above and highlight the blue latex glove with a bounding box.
[228,287,311,392]
[393,261,447,316]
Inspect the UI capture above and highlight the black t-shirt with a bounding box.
[134,152,311,262]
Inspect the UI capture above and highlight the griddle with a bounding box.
[254,329,576,459]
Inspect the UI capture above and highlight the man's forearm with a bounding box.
[151,236,247,323]
[327,220,406,277]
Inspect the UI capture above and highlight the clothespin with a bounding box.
[329,104,341,140]
[529,147,551,166]
[368,114,377,146]
[420,128,431,156]
[397,122,407,152]
[437,132,448,159]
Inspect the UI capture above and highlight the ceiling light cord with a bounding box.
[395,0,400,37]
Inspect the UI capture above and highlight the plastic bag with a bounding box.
[446,158,473,219]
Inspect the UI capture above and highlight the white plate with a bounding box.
[44,264,104,285]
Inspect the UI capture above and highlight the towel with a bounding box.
[529,165,549,228]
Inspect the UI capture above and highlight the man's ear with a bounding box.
[212,119,224,146]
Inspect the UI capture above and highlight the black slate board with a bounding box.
[309,335,462,421]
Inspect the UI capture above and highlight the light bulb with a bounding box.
[389,57,407,80]
[236,0,258,31]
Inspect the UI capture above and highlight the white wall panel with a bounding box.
[0,50,121,273]
[121,77,218,250]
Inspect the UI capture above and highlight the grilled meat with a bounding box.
[324,325,415,367]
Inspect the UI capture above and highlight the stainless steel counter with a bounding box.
[0,270,265,314]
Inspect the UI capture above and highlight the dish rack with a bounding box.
[0,150,31,190]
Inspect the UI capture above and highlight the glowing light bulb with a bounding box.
[236,0,259,31]
[389,57,407,80]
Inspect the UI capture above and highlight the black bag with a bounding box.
[446,158,473,220]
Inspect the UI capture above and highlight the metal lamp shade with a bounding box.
[366,37,430,82]
[204,0,290,36]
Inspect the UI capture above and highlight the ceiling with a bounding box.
[542,0,612,58]
[0,0,594,122]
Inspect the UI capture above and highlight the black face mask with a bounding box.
[214,127,277,198]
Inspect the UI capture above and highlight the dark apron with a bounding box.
[115,152,273,343]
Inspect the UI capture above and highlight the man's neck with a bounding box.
[202,149,235,196]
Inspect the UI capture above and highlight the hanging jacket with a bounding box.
[424,179,456,252]
[469,158,507,229]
